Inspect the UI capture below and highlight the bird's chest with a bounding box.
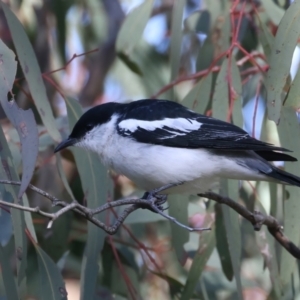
[100,134,138,173]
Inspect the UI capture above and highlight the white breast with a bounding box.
[78,115,267,194]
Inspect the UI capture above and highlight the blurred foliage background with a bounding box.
[0,0,300,299]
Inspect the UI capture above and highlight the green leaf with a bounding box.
[255,201,282,298]
[170,0,186,85]
[116,0,154,56]
[1,3,61,142]
[284,49,300,108]
[65,97,112,299]
[221,179,243,300]
[213,58,229,120]
[118,52,143,76]
[182,73,212,114]
[0,244,19,300]
[169,195,189,263]
[180,214,215,300]
[231,57,243,127]
[260,0,285,26]
[56,153,75,200]
[0,39,38,198]
[34,244,67,300]
[215,204,233,281]
[266,0,300,124]
[0,125,37,290]
[257,15,274,59]
[277,107,300,286]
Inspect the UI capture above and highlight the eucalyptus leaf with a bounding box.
[182,73,212,114]
[1,2,61,142]
[116,0,154,56]
[266,0,300,123]
[0,244,19,300]
[65,97,112,300]
[181,212,215,300]
[34,244,67,300]
[170,0,186,97]
[0,39,39,198]
[277,107,300,286]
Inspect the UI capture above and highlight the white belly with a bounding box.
[98,135,266,194]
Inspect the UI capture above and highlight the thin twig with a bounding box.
[199,192,300,259]
[2,179,300,259]
[0,180,208,234]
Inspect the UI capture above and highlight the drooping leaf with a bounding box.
[257,15,274,59]
[1,2,61,142]
[260,0,285,26]
[65,97,112,300]
[56,153,75,200]
[215,204,233,281]
[117,52,143,76]
[0,244,19,300]
[33,243,67,300]
[170,0,186,86]
[277,107,300,286]
[0,39,39,198]
[284,48,300,108]
[212,58,229,121]
[231,57,243,127]
[169,195,189,264]
[182,72,212,114]
[180,212,215,300]
[0,124,37,290]
[266,0,300,123]
[255,201,281,298]
[116,0,154,56]
[222,180,243,300]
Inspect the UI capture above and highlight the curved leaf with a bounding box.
[34,244,67,300]
[260,0,285,26]
[181,212,215,300]
[266,0,300,123]
[284,47,300,108]
[169,195,189,264]
[277,107,300,286]
[1,3,61,142]
[0,244,18,300]
[215,204,233,281]
[0,39,38,198]
[170,0,186,84]
[213,58,229,120]
[116,0,154,56]
[182,72,212,114]
[65,97,112,300]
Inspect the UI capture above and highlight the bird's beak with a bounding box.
[54,137,77,153]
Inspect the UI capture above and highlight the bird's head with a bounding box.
[54,102,121,154]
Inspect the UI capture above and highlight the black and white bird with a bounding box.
[54,99,300,195]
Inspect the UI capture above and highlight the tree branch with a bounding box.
[1,179,300,260]
[0,180,209,234]
[199,192,300,260]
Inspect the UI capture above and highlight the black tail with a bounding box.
[268,167,300,187]
[256,150,297,162]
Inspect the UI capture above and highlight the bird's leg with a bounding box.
[141,191,168,212]
[139,182,183,213]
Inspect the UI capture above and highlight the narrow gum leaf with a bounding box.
[116,0,154,56]
[65,97,112,300]
[266,0,300,123]
[1,3,61,142]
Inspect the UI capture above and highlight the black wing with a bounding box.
[117,99,293,155]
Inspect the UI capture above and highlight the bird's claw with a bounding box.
[139,190,168,213]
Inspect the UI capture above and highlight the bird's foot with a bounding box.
[137,182,183,213]
[141,190,168,212]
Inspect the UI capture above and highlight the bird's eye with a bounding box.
[86,124,93,131]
